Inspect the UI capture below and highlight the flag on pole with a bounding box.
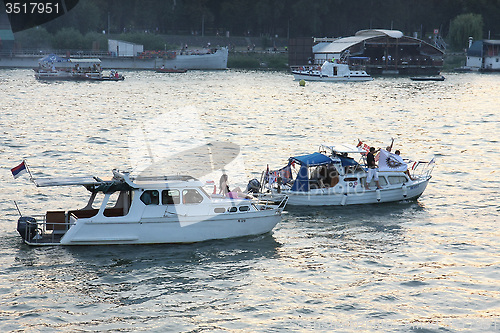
[11,161,28,179]
[378,150,408,172]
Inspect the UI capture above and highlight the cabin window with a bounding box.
[102,191,131,217]
[162,189,180,205]
[214,208,226,214]
[388,176,408,185]
[239,206,250,212]
[228,207,237,213]
[363,177,388,187]
[182,189,204,204]
[140,190,159,205]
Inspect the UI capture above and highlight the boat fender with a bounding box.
[402,183,407,198]
[376,189,381,202]
[341,193,347,206]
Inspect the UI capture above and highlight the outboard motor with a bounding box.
[246,178,261,194]
[17,216,37,242]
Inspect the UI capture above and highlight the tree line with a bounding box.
[15,0,500,50]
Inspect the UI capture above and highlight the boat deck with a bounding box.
[26,233,63,245]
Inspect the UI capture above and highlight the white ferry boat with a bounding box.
[34,55,125,81]
[291,61,372,82]
[16,169,287,246]
[34,55,103,80]
[258,143,434,206]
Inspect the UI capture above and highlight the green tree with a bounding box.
[52,28,84,50]
[448,13,483,50]
[14,27,53,50]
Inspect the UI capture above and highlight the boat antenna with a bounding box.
[13,201,22,217]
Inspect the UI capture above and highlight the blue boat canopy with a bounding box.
[38,54,68,63]
[289,152,333,192]
[289,152,332,167]
[337,155,359,167]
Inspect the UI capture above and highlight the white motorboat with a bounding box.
[291,61,372,82]
[257,143,434,206]
[16,170,287,246]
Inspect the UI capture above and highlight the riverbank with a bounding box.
[0,49,466,72]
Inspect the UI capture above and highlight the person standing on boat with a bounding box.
[365,147,382,190]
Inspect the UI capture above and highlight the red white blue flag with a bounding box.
[11,161,27,179]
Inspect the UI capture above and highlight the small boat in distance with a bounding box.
[88,70,125,81]
[291,61,372,82]
[410,75,445,81]
[256,143,434,206]
[156,67,188,73]
[15,169,287,246]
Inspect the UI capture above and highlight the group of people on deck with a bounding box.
[364,140,414,190]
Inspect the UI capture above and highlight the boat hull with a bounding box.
[410,76,445,81]
[281,177,429,206]
[25,210,282,246]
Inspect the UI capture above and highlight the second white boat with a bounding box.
[258,143,434,206]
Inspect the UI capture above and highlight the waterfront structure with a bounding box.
[465,38,500,71]
[289,29,445,75]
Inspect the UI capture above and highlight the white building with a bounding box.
[466,39,500,71]
[108,39,143,57]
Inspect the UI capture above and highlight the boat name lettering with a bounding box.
[408,184,420,190]
[238,219,246,223]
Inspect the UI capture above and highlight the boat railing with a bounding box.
[290,65,321,72]
[410,159,436,179]
[24,213,77,244]
[255,194,288,211]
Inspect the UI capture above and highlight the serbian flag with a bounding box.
[11,161,27,179]
[357,140,370,156]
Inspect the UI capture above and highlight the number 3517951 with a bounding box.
[5,2,60,14]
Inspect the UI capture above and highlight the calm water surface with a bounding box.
[0,69,499,332]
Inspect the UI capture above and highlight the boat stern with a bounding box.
[17,216,38,243]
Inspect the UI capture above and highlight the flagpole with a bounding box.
[14,201,23,217]
[23,160,37,186]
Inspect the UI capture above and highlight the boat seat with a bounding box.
[103,207,126,217]
[69,209,99,219]
[46,211,68,233]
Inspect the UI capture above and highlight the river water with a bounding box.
[0,69,499,332]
